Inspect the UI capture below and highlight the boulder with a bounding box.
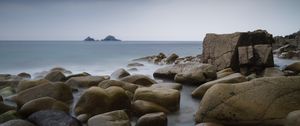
[165,53,178,64]
[202,30,274,74]
[65,76,108,88]
[192,73,247,98]
[154,63,217,85]
[136,112,167,126]
[0,102,15,115]
[127,62,144,67]
[27,110,81,126]
[98,80,138,93]
[65,72,90,80]
[19,97,69,117]
[285,62,300,73]
[134,87,180,112]
[216,68,234,79]
[16,79,50,92]
[195,76,300,125]
[76,114,88,123]
[150,83,182,90]
[0,119,36,126]
[285,110,300,126]
[13,82,73,107]
[263,67,284,77]
[17,72,31,79]
[88,110,130,126]
[50,67,72,74]
[111,68,130,79]
[132,100,170,116]
[120,75,156,87]
[75,86,130,116]
[44,71,66,82]
[0,110,19,123]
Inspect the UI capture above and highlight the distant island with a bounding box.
[101,35,121,41]
[83,35,121,41]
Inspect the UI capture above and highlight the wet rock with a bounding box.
[65,72,90,80]
[0,110,19,123]
[154,63,217,85]
[0,87,15,97]
[27,110,81,126]
[65,76,108,88]
[75,86,130,116]
[120,75,157,87]
[13,82,73,107]
[17,72,31,79]
[88,110,130,126]
[98,80,138,93]
[111,68,130,79]
[262,67,284,77]
[132,100,170,116]
[285,62,300,74]
[136,112,167,126]
[44,71,66,82]
[0,119,36,126]
[127,62,144,67]
[150,83,182,90]
[202,30,274,74]
[192,73,247,98]
[164,53,178,64]
[285,110,300,126]
[16,79,50,93]
[19,97,69,117]
[0,102,16,115]
[134,87,180,112]
[195,76,300,125]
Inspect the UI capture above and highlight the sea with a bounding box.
[0,40,299,126]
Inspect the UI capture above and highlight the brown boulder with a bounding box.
[16,79,49,93]
[44,71,66,82]
[98,80,138,93]
[65,76,108,88]
[120,75,156,87]
[136,112,167,126]
[285,62,300,73]
[111,68,130,79]
[88,110,130,126]
[132,100,170,116]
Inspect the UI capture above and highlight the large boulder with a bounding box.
[150,83,182,90]
[87,110,131,126]
[136,112,167,126]
[285,110,300,126]
[134,87,180,112]
[111,68,130,79]
[285,62,300,74]
[153,63,217,85]
[132,100,170,116]
[262,67,284,77]
[216,68,234,79]
[65,76,108,88]
[16,79,50,92]
[202,30,274,74]
[27,110,81,126]
[195,76,300,126]
[98,80,138,93]
[192,73,247,98]
[19,97,69,117]
[65,72,90,80]
[164,53,179,64]
[44,71,66,82]
[74,86,130,116]
[0,119,36,126]
[120,75,157,87]
[13,82,73,107]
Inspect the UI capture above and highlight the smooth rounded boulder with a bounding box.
[195,76,300,126]
[192,73,247,98]
[120,75,157,87]
[27,110,81,126]
[16,79,50,93]
[111,68,130,79]
[285,110,300,126]
[44,71,66,82]
[98,80,138,93]
[150,83,182,90]
[136,112,167,126]
[13,82,73,107]
[17,72,31,79]
[0,119,36,126]
[65,76,108,88]
[132,100,170,116]
[134,87,180,112]
[88,110,130,126]
[19,97,69,117]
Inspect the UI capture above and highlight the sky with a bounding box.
[0,0,299,41]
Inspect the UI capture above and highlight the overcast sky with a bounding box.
[0,0,299,41]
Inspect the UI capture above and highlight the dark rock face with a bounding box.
[202,30,274,75]
[28,110,81,126]
[101,35,121,41]
[84,36,95,41]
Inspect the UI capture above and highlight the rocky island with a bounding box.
[101,35,121,41]
[1,30,300,126]
[83,36,95,41]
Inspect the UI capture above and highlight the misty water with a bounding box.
[0,41,298,126]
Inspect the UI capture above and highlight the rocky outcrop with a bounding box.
[84,36,95,41]
[136,112,167,126]
[192,73,247,98]
[101,35,121,41]
[153,63,217,85]
[88,110,130,126]
[195,76,300,126]
[202,30,274,75]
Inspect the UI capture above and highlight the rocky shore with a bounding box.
[1,30,300,126]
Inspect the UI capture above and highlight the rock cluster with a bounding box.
[273,30,300,59]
